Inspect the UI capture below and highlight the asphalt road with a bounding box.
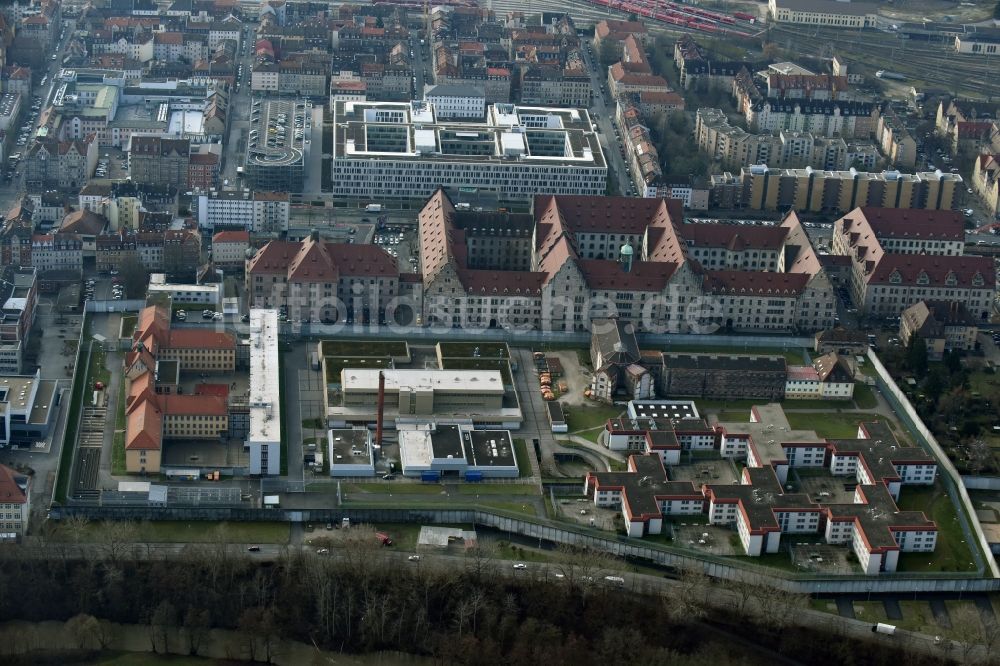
[579,44,633,196]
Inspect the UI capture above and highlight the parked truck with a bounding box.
[375,532,393,546]
[872,623,897,635]
[875,70,906,81]
[365,204,383,212]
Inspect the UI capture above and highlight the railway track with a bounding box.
[770,24,1000,99]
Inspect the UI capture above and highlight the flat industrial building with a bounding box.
[0,370,57,447]
[329,368,522,429]
[331,100,607,200]
[328,428,376,477]
[397,423,519,479]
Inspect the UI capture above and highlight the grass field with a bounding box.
[716,410,751,422]
[438,341,509,358]
[87,347,111,407]
[785,412,867,439]
[84,653,217,665]
[111,372,127,475]
[666,345,807,364]
[344,483,447,495]
[852,383,878,409]
[563,403,621,433]
[52,520,290,544]
[513,438,533,477]
[119,315,137,339]
[319,339,408,358]
[456,483,540,495]
[895,483,978,573]
[477,500,538,516]
[323,356,392,384]
[55,330,93,503]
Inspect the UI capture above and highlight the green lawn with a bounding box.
[456,483,540,495]
[278,353,288,475]
[852,382,878,409]
[574,427,605,443]
[478,500,538,517]
[52,521,291,544]
[56,330,92,503]
[119,315,137,339]
[785,412,867,439]
[716,410,751,423]
[852,600,889,624]
[85,653,218,665]
[895,483,979,573]
[343,483,447,495]
[438,341,509,358]
[666,345,807,365]
[562,403,621,433]
[513,438,533,477]
[111,372,127,475]
[319,339,408,358]
[86,347,111,407]
[323,355,391,384]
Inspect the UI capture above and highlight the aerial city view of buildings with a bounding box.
[3,0,1000,660]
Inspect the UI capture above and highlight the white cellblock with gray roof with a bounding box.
[247,309,280,475]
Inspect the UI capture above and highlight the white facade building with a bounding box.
[195,190,290,233]
[247,309,280,475]
[424,84,486,120]
[147,274,222,307]
[331,101,607,200]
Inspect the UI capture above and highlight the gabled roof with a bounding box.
[812,352,854,383]
[212,230,249,243]
[867,254,994,288]
[679,223,788,251]
[0,464,28,504]
[703,270,809,295]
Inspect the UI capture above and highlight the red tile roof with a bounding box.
[126,392,162,451]
[848,207,965,241]
[213,230,249,243]
[704,270,810,295]
[162,394,228,416]
[457,269,546,294]
[679,223,788,250]
[167,329,235,350]
[194,383,230,397]
[247,238,398,281]
[0,464,28,504]
[867,254,995,288]
[578,259,677,291]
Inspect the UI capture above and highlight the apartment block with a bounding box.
[195,190,290,233]
[736,165,962,214]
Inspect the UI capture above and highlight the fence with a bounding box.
[865,349,1000,578]
[47,503,1000,594]
[84,299,145,313]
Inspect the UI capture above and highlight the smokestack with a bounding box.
[375,370,385,448]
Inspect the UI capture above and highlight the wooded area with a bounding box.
[0,524,963,665]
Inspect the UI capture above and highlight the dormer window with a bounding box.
[889,270,902,284]
[916,271,929,286]
[945,271,957,286]
[972,272,985,287]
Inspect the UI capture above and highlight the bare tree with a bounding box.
[95,619,116,649]
[664,567,712,622]
[98,520,138,564]
[966,439,992,476]
[463,540,500,579]
[553,543,614,591]
[150,600,177,654]
[183,607,211,656]
[66,613,100,649]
